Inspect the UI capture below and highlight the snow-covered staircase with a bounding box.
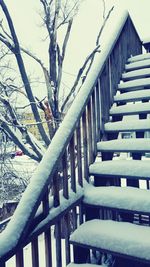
[69,53,150,267]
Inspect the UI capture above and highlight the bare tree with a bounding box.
[0,0,114,163]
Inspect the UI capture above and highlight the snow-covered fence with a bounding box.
[0,7,142,267]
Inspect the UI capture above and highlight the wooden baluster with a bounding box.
[53,171,60,208]
[70,134,76,193]
[76,121,83,187]
[62,150,69,199]
[82,110,89,182]
[44,227,52,267]
[31,237,39,267]
[92,90,97,159]
[96,79,101,141]
[42,188,49,217]
[64,214,71,265]
[16,249,24,267]
[87,99,93,165]
[55,221,62,267]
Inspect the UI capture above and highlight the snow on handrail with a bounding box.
[0,6,130,260]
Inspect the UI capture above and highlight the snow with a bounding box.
[70,219,150,260]
[110,102,150,115]
[114,89,150,102]
[125,59,150,71]
[89,160,150,179]
[84,184,150,213]
[0,5,130,260]
[104,118,150,132]
[128,53,150,63]
[122,68,150,80]
[97,138,150,152]
[118,77,150,90]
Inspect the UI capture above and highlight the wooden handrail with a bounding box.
[0,6,142,266]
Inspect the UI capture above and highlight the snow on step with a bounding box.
[67,264,101,267]
[70,219,150,261]
[104,118,150,132]
[110,102,150,116]
[118,77,150,91]
[89,160,150,180]
[84,185,150,213]
[128,53,150,63]
[97,138,150,153]
[114,89,150,103]
[125,59,150,71]
[122,68,150,81]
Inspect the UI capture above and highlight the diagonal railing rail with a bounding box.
[0,6,142,267]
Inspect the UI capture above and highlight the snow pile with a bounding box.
[125,59,150,71]
[89,160,150,179]
[84,185,150,213]
[70,219,150,260]
[110,102,150,115]
[97,138,150,152]
[118,77,150,90]
[105,118,150,132]
[114,89,150,102]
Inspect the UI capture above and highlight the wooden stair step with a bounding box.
[122,68,150,81]
[70,219,150,262]
[128,53,150,63]
[118,78,150,91]
[125,59,150,71]
[104,118,150,132]
[110,102,150,116]
[67,264,101,267]
[97,138,150,153]
[114,90,150,103]
[84,185,150,214]
[89,160,150,180]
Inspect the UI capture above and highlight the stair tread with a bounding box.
[104,118,150,132]
[125,59,150,71]
[128,53,150,63]
[118,78,150,91]
[89,160,150,179]
[67,264,101,267]
[70,219,150,261]
[114,89,150,103]
[84,185,150,213]
[110,102,150,116]
[97,138,150,153]
[122,68,150,81]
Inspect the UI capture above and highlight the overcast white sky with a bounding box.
[2,0,150,101]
